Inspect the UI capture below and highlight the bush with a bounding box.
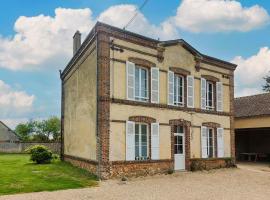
[190,160,204,171]
[167,168,174,174]
[25,145,53,164]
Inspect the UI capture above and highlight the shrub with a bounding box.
[25,145,53,164]
[167,168,174,174]
[190,160,204,171]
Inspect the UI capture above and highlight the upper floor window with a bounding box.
[206,81,214,110]
[174,75,184,106]
[135,66,149,101]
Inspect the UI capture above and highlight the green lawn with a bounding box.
[0,154,98,195]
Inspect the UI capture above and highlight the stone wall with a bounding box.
[0,142,61,154]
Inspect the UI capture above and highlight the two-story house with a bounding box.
[60,22,237,179]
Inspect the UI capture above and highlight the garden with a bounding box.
[0,147,98,195]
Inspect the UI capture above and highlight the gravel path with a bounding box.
[1,166,270,200]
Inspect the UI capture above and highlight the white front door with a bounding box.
[174,126,185,170]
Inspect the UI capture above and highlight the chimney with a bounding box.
[73,30,81,55]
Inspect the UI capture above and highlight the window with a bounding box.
[174,125,184,154]
[206,81,214,110]
[135,123,148,160]
[135,66,149,101]
[174,75,184,106]
[207,128,214,158]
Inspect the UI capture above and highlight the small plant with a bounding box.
[190,160,204,171]
[25,145,53,164]
[224,158,236,168]
[121,176,128,181]
[167,168,174,174]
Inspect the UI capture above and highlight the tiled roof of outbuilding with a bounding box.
[235,93,270,118]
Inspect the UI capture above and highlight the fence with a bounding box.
[0,142,61,154]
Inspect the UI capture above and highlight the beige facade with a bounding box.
[61,22,236,178]
[63,41,97,160]
[109,38,233,161]
[235,116,270,129]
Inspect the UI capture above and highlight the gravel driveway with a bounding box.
[1,165,270,200]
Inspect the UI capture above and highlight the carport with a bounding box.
[235,93,270,162]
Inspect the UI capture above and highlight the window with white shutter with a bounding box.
[126,61,135,100]
[217,128,224,158]
[187,75,194,108]
[201,126,208,158]
[174,75,184,106]
[151,123,160,160]
[151,67,159,103]
[168,71,174,105]
[201,78,206,109]
[126,121,135,161]
[216,82,223,112]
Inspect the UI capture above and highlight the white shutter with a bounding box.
[126,121,135,161]
[201,78,206,109]
[151,123,160,160]
[126,61,135,100]
[168,71,174,105]
[151,67,159,103]
[187,75,194,108]
[216,82,223,112]
[201,126,208,158]
[217,128,224,158]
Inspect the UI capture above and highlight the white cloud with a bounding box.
[235,87,262,98]
[0,6,178,71]
[232,47,270,97]
[0,8,95,71]
[0,80,35,117]
[98,5,178,40]
[233,47,270,84]
[173,0,270,33]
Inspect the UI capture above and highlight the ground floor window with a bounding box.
[135,123,148,160]
[207,128,214,158]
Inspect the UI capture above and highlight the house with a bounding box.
[0,121,20,153]
[235,93,270,161]
[0,121,20,143]
[60,22,237,179]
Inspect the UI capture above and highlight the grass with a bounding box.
[0,154,98,195]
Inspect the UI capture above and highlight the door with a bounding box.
[174,126,185,170]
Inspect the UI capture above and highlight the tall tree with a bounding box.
[36,117,61,141]
[15,121,35,141]
[15,117,60,142]
[262,73,270,92]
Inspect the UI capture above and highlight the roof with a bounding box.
[235,93,270,118]
[0,121,21,141]
[61,22,237,79]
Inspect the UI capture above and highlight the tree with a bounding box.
[262,73,270,92]
[36,117,61,141]
[15,121,35,141]
[15,117,61,142]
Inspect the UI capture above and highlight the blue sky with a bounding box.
[0,0,270,128]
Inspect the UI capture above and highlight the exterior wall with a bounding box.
[61,23,235,178]
[0,142,60,153]
[235,116,270,129]
[110,38,231,113]
[109,103,231,161]
[63,41,97,160]
[108,37,234,177]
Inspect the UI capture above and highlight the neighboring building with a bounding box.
[0,121,20,143]
[60,22,237,179]
[235,93,270,161]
